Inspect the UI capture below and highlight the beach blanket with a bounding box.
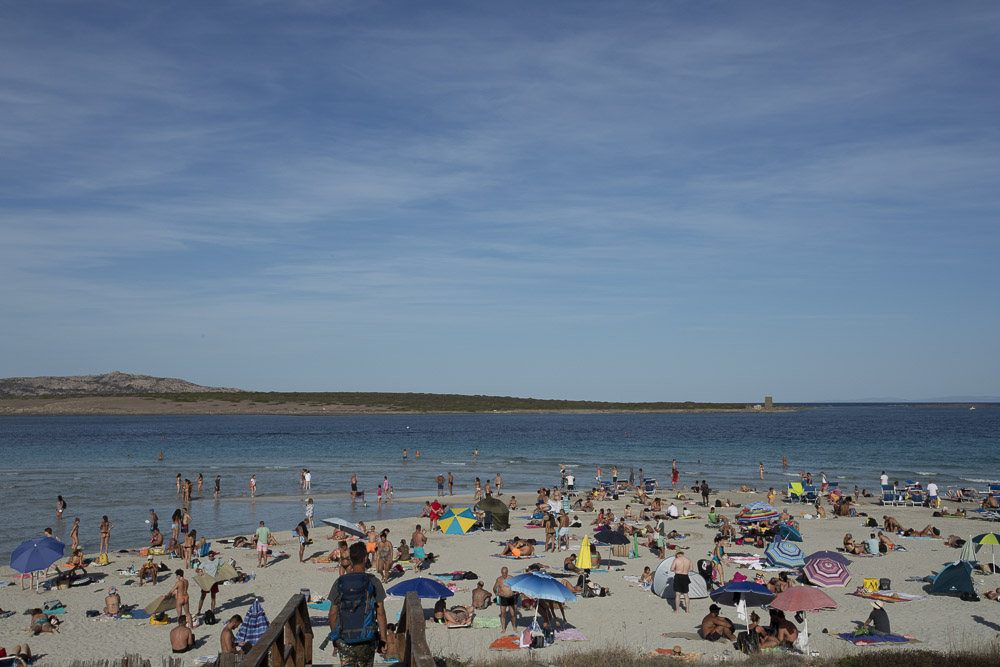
[310,556,333,563]
[489,635,522,651]
[555,629,587,641]
[898,536,940,540]
[837,632,920,645]
[850,590,927,603]
[472,616,501,629]
[308,600,332,611]
[654,648,705,660]
[661,631,703,640]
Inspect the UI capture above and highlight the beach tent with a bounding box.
[475,496,509,531]
[651,557,709,600]
[929,560,975,597]
[439,508,477,535]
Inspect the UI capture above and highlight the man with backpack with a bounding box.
[328,541,388,666]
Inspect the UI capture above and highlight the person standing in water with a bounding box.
[214,475,221,499]
[249,475,257,498]
[56,496,67,520]
[70,517,80,550]
[759,462,765,481]
[351,473,358,499]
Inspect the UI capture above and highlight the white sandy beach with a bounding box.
[2,488,998,665]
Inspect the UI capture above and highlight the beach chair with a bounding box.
[788,482,803,503]
[825,481,839,496]
[989,484,1000,503]
[198,542,212,558]
[802,485,817,504]
[880,485,899,506]
[907,489,924,506]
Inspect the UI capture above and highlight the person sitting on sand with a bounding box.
[220,615,250,654]
[700,604,736,641]
[564,555,582,573]
[877,531,896,552]
[499,538,535,558]
[29,610,57,635]
[432,599,474,626]
[149,527,164,547]
[883,516,904,533]
[770,609,798,647]
[814,501,826,519]
[64,548,87,573]
[138,556,158,586]
[104,586,122,616]
[638,566,654,590]
[170,614,194,654]
[748,611,778,648]
[0,644,33,664]
[590,509,605,526]
[843,533,865,555]
[472,581,491,609]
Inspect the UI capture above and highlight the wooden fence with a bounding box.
[217,593,313,667]
[395,590,435,667]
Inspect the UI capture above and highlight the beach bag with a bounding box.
[329,572,378,644]
[150,546,165,555]
[97,553,109,566]
[866,518,878,528]
[862,578,879,592]
[203,610,217,625]
[880,578,891,591]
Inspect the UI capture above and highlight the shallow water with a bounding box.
[1,405,997,561]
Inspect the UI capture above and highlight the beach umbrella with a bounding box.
[386,577,454,600]
[234,598,270,645]
[710,580,775,608]
[778,524,803,542]
[576,536,593,570]
[804,550,851,567]
[765,541,805,569]
[321,517,365,539]
[803,558,851,588]
[594,530,629,545]
[971,533,1000,573]
[9,537,65,574]
[737,502,779,524]
[144,594,176,615]
[438,508,477,535]
[505,571,577,629]
[770,586,836,654]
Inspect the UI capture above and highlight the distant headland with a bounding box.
[0,372,791,415]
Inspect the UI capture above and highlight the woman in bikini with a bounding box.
[29,609,57,635]
[99,516,113,554]
[376,531,393,583]
[843,533,865,555]
[70,518,80,551]
[182,529,196,569]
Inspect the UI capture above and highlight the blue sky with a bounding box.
[2,1,999,401]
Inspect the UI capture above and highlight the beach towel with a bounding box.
[661,631,703,640]
[307,600,332,611]
[898,536,939,540]
[489,635,522,651]
[491,554,543,560]
[310,556,333,563]
[555,629,587,641]
[850,590,927,603]
[472,616,501,629]
[837,632,920,645]
[654,648,705,660]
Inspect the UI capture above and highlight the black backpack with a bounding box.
[329,573,378,645]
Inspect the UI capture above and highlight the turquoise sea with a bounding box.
[1,404,997,561]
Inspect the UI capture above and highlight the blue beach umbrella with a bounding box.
[765,541,805,568]
[778,524,803,542]
[505,572,577,603]
[10,537,65,574]
[234,598,270,645]
[710,580,775,607]
[387,577,454,599]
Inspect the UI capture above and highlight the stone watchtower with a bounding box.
[764,396,773,411]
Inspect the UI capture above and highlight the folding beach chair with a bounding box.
[907,489,924,507]
[788,482,803,503]
[880,485,899,506]
[802,485,817,504]
[825,481,839,496]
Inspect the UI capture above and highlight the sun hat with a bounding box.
[871,600,884,610]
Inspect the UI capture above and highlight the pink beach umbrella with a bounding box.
[803,557,851,588]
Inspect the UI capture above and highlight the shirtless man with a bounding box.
[214,475,221,499]
[220,615,250,654]
[351,473,358,499]
[448,472,454,496]
[412,525,427,572]
[495,473,502,496]
[701,604,736,641]
[669,550,692,613]
[168,569,193,628]
[494,567,517,632]
[557,510,570,551]
[472,581,491,609]
[104,586,122,616]
[883,516,904,533]
[169,614,194,654]
[772,610,799,646]
[436,473,445,497]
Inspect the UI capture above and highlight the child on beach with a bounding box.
[305,498,314,528]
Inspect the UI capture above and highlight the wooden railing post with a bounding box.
[240,593,314,667]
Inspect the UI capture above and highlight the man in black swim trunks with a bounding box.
[170,614,194,653]
[494,566,518,632]
[669,550,693,613]
[700,604,736,642]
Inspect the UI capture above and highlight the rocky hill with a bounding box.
[0,371,243,397]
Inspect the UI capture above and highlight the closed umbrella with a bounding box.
[321,518,365,539]
[576,536,593,570]
[10,537,65,574]
[803,558,851,588]
[959,536,979,564]
[804,550,851,567]
[386,577,453,600]
[765,541,805,568]
[234,598,270,645]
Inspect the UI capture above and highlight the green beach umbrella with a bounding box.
[972,533,1000,573]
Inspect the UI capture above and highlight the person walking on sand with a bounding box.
[448,471,454,495]
[669,549,692,614]
[249,474,257,498]
[168,569,193,629]
[214,474,221,499]
[306,498,315,529]
[255,521,271,568]
[99,515,114,554]
[412,525,427,572]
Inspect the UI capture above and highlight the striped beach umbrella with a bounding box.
[737,501,779,524]
[234,598,270,646]
[439,508,477,535]
[803,557,851,588]
[765,540,805,568]
[804,550,851,567]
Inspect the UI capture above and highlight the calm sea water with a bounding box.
[1,405,997,561]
